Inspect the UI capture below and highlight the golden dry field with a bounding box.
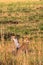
[0,0,40,3]
[0,0,43,65]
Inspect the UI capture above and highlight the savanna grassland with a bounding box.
[0,0,43,65]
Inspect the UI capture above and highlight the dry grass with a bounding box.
[0,36,43,65]
[0,0,40,3]
[0,0,43,65]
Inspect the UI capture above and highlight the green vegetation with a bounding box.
[0,1,43,37]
